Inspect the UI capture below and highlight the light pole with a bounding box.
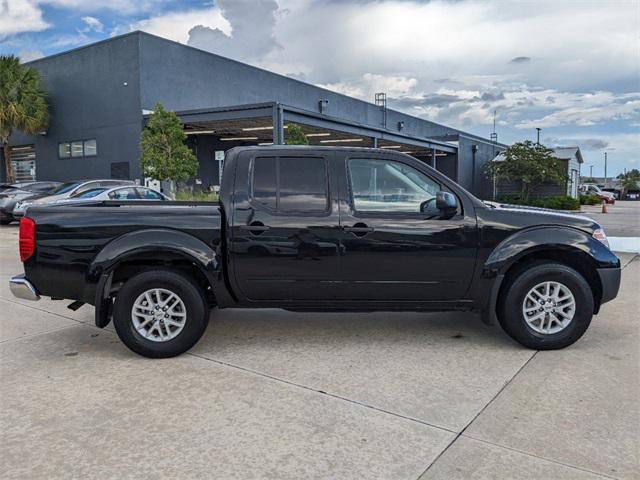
[589,164,593,178]
[535,128,541,145]
[604,152,608,186]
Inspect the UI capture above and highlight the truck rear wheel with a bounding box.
[112,269,209,358]
[497,262,594,350]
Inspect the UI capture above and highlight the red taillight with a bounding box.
[19,217,35,262]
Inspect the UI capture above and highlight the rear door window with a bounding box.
[136,188,164,200]
[108,188,139,200]
[251,156,328,213]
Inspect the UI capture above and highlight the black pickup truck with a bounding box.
[10,146,621,357]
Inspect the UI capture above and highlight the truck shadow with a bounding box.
[194,308,517,353]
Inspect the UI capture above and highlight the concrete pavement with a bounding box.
[0,224,638,479]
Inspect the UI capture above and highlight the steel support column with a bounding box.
[273,104,284,145]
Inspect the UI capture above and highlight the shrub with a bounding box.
[174,190,219,202]
[495,194,580,210]
[542,195,580,210]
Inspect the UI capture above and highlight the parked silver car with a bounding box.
[12,179,135,218]
[13,185,167,216]
[0,182,62,224]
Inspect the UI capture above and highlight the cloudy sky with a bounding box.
[1,0,638,175]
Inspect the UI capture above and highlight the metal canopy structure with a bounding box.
[167,102,458,173]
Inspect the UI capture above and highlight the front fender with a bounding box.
[483,226,619,276]
[476,226,619,325]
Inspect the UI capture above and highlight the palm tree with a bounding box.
[0,55,48,182]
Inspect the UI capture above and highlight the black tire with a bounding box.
[0,218,12,225]
[497,262,594,350]
[112,269,209,358]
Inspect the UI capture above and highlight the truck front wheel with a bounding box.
[112,269,209,358]
[497,262,594,350]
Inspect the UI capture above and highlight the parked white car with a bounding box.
[579,184,616,204]
[13,184,166,217]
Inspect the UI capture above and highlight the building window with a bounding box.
[58,139,97,158]
[84,139,97,156]
[71,141,83,157]
[58,142,71,158]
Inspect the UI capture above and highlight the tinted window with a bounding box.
[108,188,139,200]
[252,157,277,209]
[251,156,328,213]
[31,183,57,192]
[76,188,107,198]
[279,157,327,212]
[51,182,81,194]
[75,182,102,194]
[349,159,440,213]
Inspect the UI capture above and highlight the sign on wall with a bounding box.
[215,150,225,184]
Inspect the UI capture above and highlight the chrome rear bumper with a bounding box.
[9,275,40,301]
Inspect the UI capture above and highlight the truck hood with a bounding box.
[484,201,601,233]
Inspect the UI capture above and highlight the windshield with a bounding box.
[50,182,81,195]
[73,188,107,198]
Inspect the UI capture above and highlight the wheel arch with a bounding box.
[480,226,619,324]
[497,247,603,314]
[89,229,221,327]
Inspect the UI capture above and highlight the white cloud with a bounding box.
[17,49,45,62]
[321,73,418,100]
[0,0,49,38]
[81,16,103,33]
[187,0,279,63]
[118,7,230,45]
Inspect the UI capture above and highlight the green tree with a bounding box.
[486,140,567,202]
[619,169,640,197]
[284,123,308,145]
[140,102,198,182]
[0,55,48,182]
[617,169,640,179]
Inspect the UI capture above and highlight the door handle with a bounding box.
[343,223,374,237]
[240,221,270,234]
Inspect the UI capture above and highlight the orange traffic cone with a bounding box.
[601,200,608,214]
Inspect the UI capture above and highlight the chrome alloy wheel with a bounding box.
[522,281,576,334]
[131,288,187,342]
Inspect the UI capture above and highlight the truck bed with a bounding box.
[23,201,222,303]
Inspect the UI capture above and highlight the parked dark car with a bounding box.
[9,146,621,358]
[0,181,62,225]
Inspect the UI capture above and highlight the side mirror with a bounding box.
[436,191,457,214]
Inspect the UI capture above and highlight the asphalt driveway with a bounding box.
[0,222,638,479]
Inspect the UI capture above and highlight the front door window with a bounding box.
[349,158,442,214]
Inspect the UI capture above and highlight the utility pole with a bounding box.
[589,165,593,178]
[604,152,608,186]
[535,128,541,145]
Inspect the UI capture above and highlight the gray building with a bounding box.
[492,146,584,199]
[5,31,504,197]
